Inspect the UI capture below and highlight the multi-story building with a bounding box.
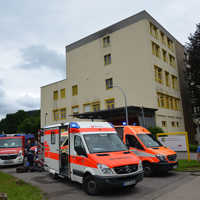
[41,10,186,132]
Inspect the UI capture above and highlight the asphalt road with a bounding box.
[0,167,196,200]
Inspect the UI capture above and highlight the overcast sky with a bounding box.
[0,0,199,119]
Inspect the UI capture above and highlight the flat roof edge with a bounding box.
[65,10,184,52]
[41,79,67,89]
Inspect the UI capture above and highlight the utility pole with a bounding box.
[113,86,128,125]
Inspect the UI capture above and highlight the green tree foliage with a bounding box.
[147,126,164,137]
[186,23,200,107]
[0,110,40,134]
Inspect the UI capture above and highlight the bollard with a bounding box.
[0,193,7,200]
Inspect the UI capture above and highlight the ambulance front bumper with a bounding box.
[0,155,24,166]
[94,170,143,188]
[152,161,178,171]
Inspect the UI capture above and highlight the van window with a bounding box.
[137,134,162,148]
[84,133,127,153]
[51,131,56,144]
[74,136,85,150]
[126,135,144,150]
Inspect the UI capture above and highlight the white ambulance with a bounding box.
[43,121,143,195]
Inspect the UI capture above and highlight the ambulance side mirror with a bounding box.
[75,146,87,157]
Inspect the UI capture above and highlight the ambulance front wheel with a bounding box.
[83,175,100,195]
[143,163,153,177]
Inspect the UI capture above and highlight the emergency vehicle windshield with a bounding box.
[0,138,22,148]
[84,133,127,153]
[137,134,162,148]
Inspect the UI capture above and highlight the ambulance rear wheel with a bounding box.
[83,175,99,195]
[143,163,153,177]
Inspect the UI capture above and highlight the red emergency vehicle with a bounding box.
[43,121,143,195]
[115,126,178,176]
[0,136,25,166]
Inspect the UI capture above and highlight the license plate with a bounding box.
[123,180,136,186]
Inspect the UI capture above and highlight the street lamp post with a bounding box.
[45,112,48,126]
[113,86,129,125]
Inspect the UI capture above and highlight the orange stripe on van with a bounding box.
[45,152,59,160]
[69,155,97,168]
[70,127,115,133]
[44,129,59,135]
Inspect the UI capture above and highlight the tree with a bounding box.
[17,116,40,134]
[0,110,40,134]
[186,23,200,110]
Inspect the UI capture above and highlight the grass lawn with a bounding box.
[175,159,200,172]
[0,171,45,200]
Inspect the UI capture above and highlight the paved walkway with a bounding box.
[155,174,200,200]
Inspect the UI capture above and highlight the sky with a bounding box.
[0,0,200,119]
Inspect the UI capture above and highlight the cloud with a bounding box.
[16,94,40,109]
[17,45,65,73]
[0,83,17,119]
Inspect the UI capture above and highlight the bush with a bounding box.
[189,144,198,152]
[147,126,164,137]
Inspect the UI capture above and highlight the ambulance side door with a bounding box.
[126,134,146,158]
[44,129,60,173]
[70,135,87,183]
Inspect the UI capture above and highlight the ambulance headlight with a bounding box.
[97,164,114,174]
[138,160,143,170]
[156,154,166,161]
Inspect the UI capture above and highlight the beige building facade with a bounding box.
[41,11,185,132]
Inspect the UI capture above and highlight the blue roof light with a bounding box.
[108,122,114,128]
[122,122,127,126]
[70,122,80,129]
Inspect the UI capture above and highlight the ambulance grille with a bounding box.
[113,164,138,174]
[0,154,18,160]
[167,154,177,161]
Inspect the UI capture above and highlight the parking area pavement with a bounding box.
[0,166,198,200]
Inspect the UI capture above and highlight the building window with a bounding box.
[169,97,174,110]
[83,104,91,112]
[72,85,78,96]
[53,109,59,121]
[162,121,167,127]
[53,90,58,100]
[169,54,176,67]
[157,92,180,111]
[60,88,66,98]
[176,121,180,127]
[160,31,166,45]
[162,49,168,62]
[171,75,178,89]
[104,54,111,65]
[72,105,79,114]
[105,78,113,89]
[165,71,170,87]
[105,98,115,110]
[92,102,100,112]
[60,108,66,120]
[171,121,176,127]
[165,96,169,109]
[154,65,163,84]
[167,37,174,51]
[103,36,110,47]
[152,42,160,58]
[174,99,180,110]
[149,22,158,39]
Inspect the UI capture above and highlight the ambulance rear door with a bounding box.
[44,127,60,174]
